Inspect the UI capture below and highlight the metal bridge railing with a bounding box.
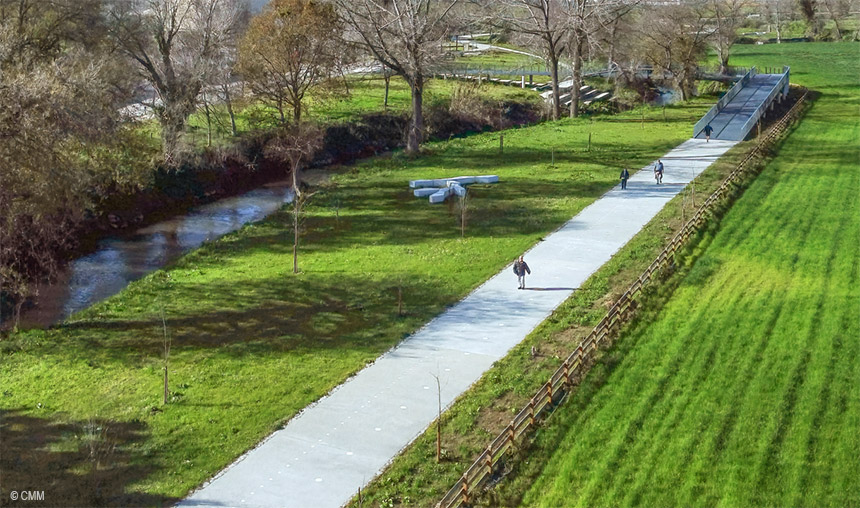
[693,66,756,138]
[738,66,790,140]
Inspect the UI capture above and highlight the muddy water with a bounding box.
[14,183,294,328]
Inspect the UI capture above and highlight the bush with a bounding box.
[425,82,540,139]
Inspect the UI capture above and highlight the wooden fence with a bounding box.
[436,87,809,508]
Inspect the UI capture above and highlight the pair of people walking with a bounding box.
[620,160,664,188]
[513,256,531,289]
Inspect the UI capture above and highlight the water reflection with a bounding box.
[653,87,681,106]
[16,184,294,328]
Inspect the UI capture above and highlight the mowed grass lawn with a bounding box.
[0,92,710,503]
[508,42,860,507]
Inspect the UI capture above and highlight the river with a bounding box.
[10,183,294,328]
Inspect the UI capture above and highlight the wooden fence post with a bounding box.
[529,400,535,426]
[547,382,553,408]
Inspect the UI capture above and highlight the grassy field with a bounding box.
[503,41,860,507]
[450,50,545,71]
[179,75,539,148]
[0,91,712,503]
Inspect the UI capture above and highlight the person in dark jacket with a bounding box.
[703,123,713,142]
[619,167,630,190]
[514,256,531,289]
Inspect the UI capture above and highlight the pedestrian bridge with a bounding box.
[694,66,790,141]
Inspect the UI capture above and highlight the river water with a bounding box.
[12,183,294,328]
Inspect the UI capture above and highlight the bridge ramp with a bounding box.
[696,72,786,141]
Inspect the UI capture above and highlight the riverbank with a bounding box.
[3,78,541,327]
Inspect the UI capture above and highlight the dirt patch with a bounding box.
[474,391,524,437]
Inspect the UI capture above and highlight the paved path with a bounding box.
[181,139,737,508]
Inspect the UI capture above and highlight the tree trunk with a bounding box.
[831,15,843,40]
[678,72,690,101]
[203,95,213,148]
[163,366,169,404]
[407,77,424,154]
[160,114,183,166]
[548,56,560,121]
[293,102,302,123]
[223,85,238,137]
[157,87,199,165]
[775,7,782,43]
[383,73,391,108]
[608,18,619,72]
[569,34,583,119]
[293,198,299,274]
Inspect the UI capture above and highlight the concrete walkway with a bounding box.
[181,138,737,508]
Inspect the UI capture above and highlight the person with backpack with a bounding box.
[619,167,630,190]
[513,255,531,289]
[654,159,664,185]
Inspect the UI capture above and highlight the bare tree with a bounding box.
[763,0,791,42]
[637,4,715,101]
[798,0,820,36]
[336,0,460,154]
[206,21,244,138]
[820,0,850,39]
[710,0,748,73]
[265,123,323,273]
[495,0,567,120]
[0,0,140,328]
[563,0,636,118]
[239,0,343,124]
[107,0,247,164]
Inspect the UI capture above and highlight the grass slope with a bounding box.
[0,93,710,504]
[515,41,860,507]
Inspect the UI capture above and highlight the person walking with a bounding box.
[619,167,630,190]
[654,159,664,185]
[703,123,713,142]
[513,255,531,289]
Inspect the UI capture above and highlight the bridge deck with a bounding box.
[697,73,783,141]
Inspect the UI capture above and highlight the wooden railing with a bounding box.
[436,87,809,508]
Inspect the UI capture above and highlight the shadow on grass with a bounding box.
[57,272,445,360]
[0,410,174,507]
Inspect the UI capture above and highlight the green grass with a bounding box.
[451,50,545,71]
[506,41,860,507]
[344,42,859,508]
[0,94,711,503]
[343,106,759,508]
[180,75,539,148]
